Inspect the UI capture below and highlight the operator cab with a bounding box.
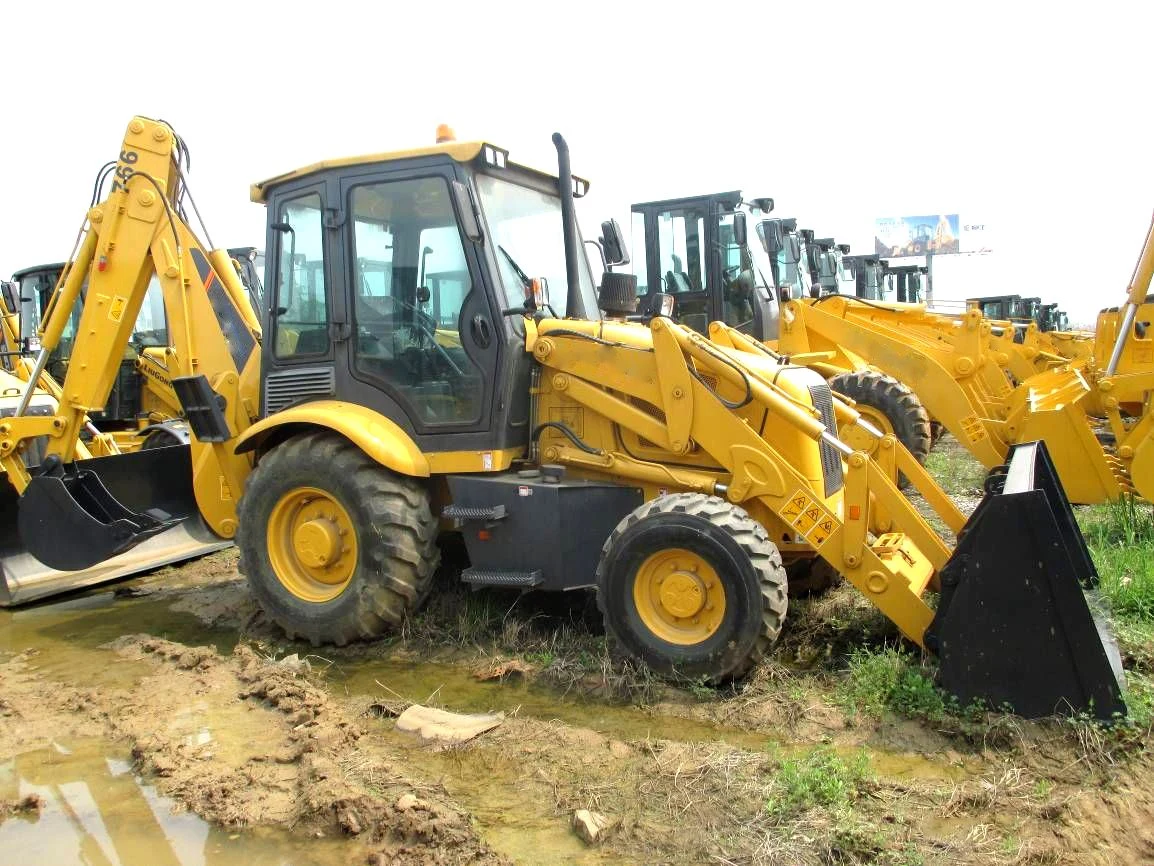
[254,137,600,458]
[629,192,778,340]
[9,263,170,432]
[758,217,813,303]
[844,255,888,301]
[887,264,927,303]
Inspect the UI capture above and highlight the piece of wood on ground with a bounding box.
[394,704,503,745]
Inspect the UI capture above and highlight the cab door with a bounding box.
[334,166,501,446]
[634,197,720,335]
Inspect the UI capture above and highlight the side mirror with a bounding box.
[599,218,630,267]
[732,212,747,247]
[788,236,802,263]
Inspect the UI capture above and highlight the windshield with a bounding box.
[475,175,599,319]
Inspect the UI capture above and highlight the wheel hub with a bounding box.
[267,487,359,602]
[294,518,343,572]
[633,548,726,646]
[659,570,706,618]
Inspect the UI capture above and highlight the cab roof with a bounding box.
[250,139,587,203]
[10,262,65,281]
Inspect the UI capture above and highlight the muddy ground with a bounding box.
[2,436,1152,865]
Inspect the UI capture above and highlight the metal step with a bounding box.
[461,568,542,588]
[442,504,507,522]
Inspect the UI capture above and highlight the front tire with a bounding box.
[829,369,932,487]
[595,493,788,681]
[237,431,439,646]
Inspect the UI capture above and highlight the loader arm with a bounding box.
[2,116,262,565]
[778,296,1011,467]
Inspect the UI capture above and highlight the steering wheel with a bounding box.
[386,296,464,377]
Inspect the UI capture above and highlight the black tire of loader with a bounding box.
[929,420,945,447]
[595,493,788,681]
[829,369,932,487]
[237,431,439,646]
[785,557,845,597]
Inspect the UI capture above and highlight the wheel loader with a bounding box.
[626,193,1141,504]
[0,115,1127,719]
[629,194,936,476]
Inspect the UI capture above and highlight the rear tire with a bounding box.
[237,431,439,646]
[595,493,788,681]
[829,369,932,487]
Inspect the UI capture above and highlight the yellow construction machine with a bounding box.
[625,195,1141,504]
[0,116,1128,719]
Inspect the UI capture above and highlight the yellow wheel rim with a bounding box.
[633,548,726,646]
[267,486,358,603]
[841,403,894,456]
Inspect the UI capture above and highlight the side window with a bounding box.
[273,193,328,358]
[656,209,705,294]
[655,207,709,334]
[716,213,756,330]
[350,176,482,426]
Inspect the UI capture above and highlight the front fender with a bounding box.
[233,401,430,478]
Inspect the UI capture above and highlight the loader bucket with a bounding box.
[925,440,1127,720]
[1011,368,1127,504]
[1,446,230,604]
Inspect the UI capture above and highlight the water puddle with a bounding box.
[337,657,774,749]
[0,592,236,690]
[1,584,969,864]
[0,739,348,866]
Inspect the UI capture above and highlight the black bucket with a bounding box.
[16,445,199,572]
[925,440,1127,720]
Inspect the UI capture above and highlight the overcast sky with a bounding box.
[3,1,1151,326]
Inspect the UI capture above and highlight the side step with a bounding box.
[442,504,507,524]
[461,568,542,588]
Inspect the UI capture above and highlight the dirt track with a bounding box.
[2,547,1153,865]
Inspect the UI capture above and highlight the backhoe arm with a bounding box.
[5,116,262,544]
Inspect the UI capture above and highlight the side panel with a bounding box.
[446,473,643,591]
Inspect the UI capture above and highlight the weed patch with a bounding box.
[764,745,871,820]
[837,646,947,722]
[1081,496,1154,625]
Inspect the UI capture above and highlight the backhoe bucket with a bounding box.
[926,441,1127,720]
[1,446,230,605]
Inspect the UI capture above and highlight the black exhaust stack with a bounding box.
[926,440,1126,720]
[553,133,583,319]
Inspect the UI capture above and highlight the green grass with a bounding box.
[836,646,948,722]
[764,745,872,820]
[1080,496,1154,624]
[923,436,987,496]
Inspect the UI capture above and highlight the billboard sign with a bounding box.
[874,214,961,258]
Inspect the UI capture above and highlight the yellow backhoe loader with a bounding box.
[0,116,1127,719]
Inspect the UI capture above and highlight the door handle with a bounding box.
[471,314,492,348]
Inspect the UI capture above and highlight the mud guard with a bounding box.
[15,447,200,572]
[925,441,1127,720]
